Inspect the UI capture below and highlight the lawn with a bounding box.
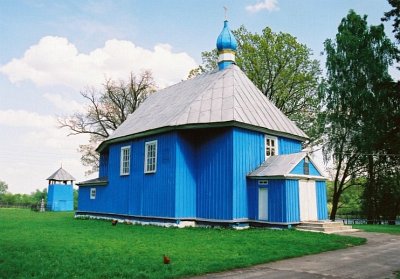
[353,224,400,235]
[0,209,365,279]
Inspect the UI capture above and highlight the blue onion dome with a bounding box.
[216,20,237,51]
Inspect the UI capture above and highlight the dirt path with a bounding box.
[193,231,400,279]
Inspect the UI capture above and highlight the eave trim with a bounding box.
[247,174,328,181]
[76,181,108,187]
[97,121,308,152]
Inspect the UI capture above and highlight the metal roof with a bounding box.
[247,152,326,179]
[100,65,308,150]
[47,167,75,181]
[76,177,108,186]
[248,152,306,177]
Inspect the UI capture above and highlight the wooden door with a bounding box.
[299,180,317,221]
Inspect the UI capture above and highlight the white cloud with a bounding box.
[0,109,55,128]
[0,109,88,149]
[0,36,198,90]
[43,93,86,113]
[0,109,92,194]
[246,0,279,13]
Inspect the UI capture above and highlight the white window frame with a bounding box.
[144,140,157,174]
[265,135,278,159]
[90,188,96,200]
[120,146,131,176]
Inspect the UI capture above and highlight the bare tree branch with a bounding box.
[58,71,156,174]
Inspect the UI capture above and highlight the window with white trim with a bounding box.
[265,135,278,158]
[144,140,157,173]
[90,188,96,200]
[120,146,131,175]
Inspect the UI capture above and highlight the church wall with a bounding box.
[232,128,265,219]
[290,159,322,176]
[316,180,328,220]
[278,137,302,154]
[78,132,177,218]
[175,132,197,218]
[195,128,234,220]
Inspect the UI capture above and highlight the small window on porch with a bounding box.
[265,135,278,159]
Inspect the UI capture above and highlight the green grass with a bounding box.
[0,209,365,279]
[353,224,400,235]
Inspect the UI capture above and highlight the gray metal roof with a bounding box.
[47,167,75,181]
[248,152,306,177]
[76,177,108,186]
[248,152,326,179]
[101,65,307,150]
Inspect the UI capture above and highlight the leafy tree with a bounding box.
[31,188,47,204]
[382,0,400,44]
[189,26,324,143]
[74,189,78,210]
[0,193,16,205]
[59,71,156,174]
[0,180,8,195]
[324,10,398,221]
[327,179,364,216]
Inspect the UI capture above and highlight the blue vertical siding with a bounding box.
[128,133,176,218]
[247,179,258,220]
[78,132,177,217]
[284,180,300,222]
[309,161,322,176]
[291,159,322,176]
[47,184,73,211]
[99,152,109,177]
[232,128,264,219]
[196,128,233,220]
[290,159,303,175]
[84,142,130,215]
[267,180,286,222]
[175,132,196,218]
[247,179,300,223]
[316,181,328,220]
[278,137,302,154]
[78,125,310,223]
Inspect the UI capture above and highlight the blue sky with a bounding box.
[0,0,395,193]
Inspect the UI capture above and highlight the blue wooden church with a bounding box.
[76,20,328,227]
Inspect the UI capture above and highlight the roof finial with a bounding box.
[224,6,228,20]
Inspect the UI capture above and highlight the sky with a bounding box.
[0,0,395,194]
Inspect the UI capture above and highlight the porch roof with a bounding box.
[247,152,326,180]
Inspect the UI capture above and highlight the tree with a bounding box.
[31,188,47,204]
[59,71,156,173]
[74,189,78,210]
[189,26,324,143]
[382,0,400,44]
[324,10,398,220]
[0,180,8,195]
[327,179,364,215]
